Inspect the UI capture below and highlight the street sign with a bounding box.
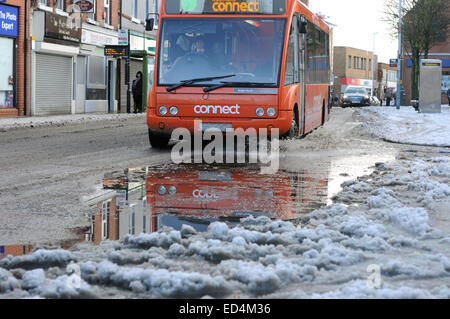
[118,29,129,46]
[390,59,398,68]
[104,45,129,57]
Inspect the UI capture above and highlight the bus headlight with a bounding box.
[169,106,178,115]
[159,106,168,116]
[168,186,177,195]
[266,107,276,117]
[256,107,265,117]
[157,185,167,195]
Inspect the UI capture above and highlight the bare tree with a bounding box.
[382,0,449,100]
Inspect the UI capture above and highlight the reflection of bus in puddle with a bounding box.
[85,164,328,244]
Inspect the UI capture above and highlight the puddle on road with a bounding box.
[82,163,329,245]
[1,150,395,255]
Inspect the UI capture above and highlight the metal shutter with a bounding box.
[35,54,72,115]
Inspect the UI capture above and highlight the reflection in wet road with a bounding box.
[85,164,330,244]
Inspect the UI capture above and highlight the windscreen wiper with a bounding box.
[166,74,236,92]
[203,82,276,93]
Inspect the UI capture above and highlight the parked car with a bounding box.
[340,88,371,107]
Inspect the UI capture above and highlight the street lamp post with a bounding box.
[396,0,403,109]
[371,32,378,97]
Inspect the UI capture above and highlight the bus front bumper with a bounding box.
[147,110,293,137]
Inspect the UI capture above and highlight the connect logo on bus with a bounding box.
[194,104,240,115]
[193,189,219,199]
[212,0,260,13]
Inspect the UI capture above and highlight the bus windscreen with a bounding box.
[165,0,286,15]
[158,18,286,87]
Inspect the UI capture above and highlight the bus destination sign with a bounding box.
[104,45,129,57]
[165,0,286,15]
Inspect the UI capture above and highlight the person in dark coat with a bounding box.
[132,71,143,113]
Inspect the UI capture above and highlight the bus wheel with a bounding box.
[148,130,170,149]
[282,117,298,140]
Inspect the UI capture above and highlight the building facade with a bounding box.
[402,28,450,105]
[0,0,29,117]
[29,0,120,116]
[118,0,157,113]
[377,62,397,101]
[332,46,378,98]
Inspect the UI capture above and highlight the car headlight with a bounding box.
[169,106,178,115]
[157,185,167,195]
[168,186,177,195]
[256,107,265,117]
[343,95,348,99]
[266,107,276,117]
[159,106,168,116]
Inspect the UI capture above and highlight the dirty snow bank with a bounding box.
[358,106,450,147]
[0,113,145,132]
[0,157,449,299]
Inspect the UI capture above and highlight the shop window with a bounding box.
[0,38,14,108]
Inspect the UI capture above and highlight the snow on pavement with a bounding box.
[0,113,145,131]
[358,106,450,147]
[0,156,449,299]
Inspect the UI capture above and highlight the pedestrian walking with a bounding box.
[447,87,450,106]
[132,71,143,113]
[386,88,392,106]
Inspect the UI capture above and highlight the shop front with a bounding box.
[0,3,18,111]
[31,10,81,116]
[79,23,118,113]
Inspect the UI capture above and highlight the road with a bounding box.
[0,115,170,245]
[1,108,449,298]
[0,108,444,246]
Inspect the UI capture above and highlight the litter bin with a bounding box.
[419,59,442,113]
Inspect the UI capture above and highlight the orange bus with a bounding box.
[146,0,331,147]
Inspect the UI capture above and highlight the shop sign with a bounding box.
[0,4,18,37]
[82,29,118,46]
[72,0,95,13]
[45,11,81,43]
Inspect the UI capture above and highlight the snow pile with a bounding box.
[0,269,19,293]
[0,249,73,270]
[80,260,232,298]
[309,280,446,299]
[0,113,144,132]
[359,106,450,147]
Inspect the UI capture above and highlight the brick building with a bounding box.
[332,46,378,98]
[0,1,30,117]
[29,0,121,116]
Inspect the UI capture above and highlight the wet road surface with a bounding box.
[0,107,402,251]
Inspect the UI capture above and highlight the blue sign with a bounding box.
[0,4,18,37]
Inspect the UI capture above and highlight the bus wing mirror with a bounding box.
[298,21,307,34]
[146,18,155,31]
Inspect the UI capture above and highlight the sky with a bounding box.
[308,0,399,64]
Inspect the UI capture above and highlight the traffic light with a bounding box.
[384,86,387,93]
